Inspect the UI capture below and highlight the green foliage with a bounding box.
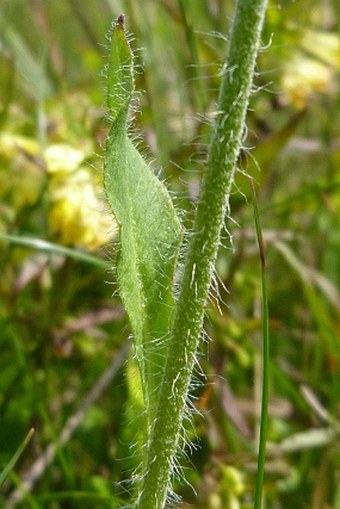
[0,0,340,508]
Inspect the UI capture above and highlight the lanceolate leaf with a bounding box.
[104,17,182,429]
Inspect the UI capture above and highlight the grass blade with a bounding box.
[251,179,270,509]
[0,428,34,487]
[0,233,109,268]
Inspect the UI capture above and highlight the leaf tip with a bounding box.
[117,13,125,27]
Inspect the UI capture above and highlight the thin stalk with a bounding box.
[136,1,268,507]
[251,180,270,509]
[0,428,34,487]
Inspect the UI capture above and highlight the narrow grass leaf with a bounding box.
[251,180,270,509]
[1,25,53,100]
[0,234,109,268]
[274,240,340,361]
[0,428,34,487]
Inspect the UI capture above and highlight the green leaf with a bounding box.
[103,17,182,429]
[251,181,270,509]
[0,234,109,268]
[0,428,34,487]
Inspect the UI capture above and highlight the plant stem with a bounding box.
[136,1,268,507]
[251,180,270,509]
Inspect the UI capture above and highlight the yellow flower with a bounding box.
[45,144,85,174]
[48,164,116,250]
[0,133,39,159]
[281,54,333,109]
[301,30,340,68]
[280,29,340,109]
[0,133,43,209]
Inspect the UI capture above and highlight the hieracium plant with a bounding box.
[104,1,268,508]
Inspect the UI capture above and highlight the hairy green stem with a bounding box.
[136,0,268,507]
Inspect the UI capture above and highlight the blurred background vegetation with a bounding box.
[0,0,340,508]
